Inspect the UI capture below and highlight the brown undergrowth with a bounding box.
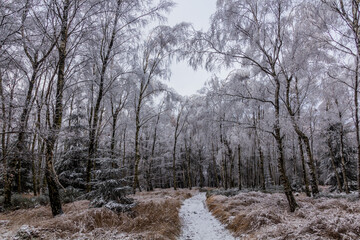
[206,191,360,239]
[0,188,194,240]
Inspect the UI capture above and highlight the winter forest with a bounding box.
[2,0,360,239]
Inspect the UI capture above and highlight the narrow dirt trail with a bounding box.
[179,192,236,240]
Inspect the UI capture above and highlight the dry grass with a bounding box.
[0,188,194,240]
[206,191,360,239]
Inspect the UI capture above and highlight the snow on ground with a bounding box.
[179,192,236,240]
[206,191,360,239]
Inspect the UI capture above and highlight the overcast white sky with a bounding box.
[165,0,218,96]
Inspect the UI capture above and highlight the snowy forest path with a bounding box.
[178,192,236,240]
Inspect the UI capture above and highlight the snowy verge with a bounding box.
[207,191,360,239]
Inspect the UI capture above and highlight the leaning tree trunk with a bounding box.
[301,135,319,195]
[45,136,63,216]
[286,75,319,196]
[274,79,298,212]
[299,137,311,197]
[43,0,71,216]
[3,63,40,206]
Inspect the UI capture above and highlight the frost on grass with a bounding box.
[13,225,40,240]
[0,189,193,240]
[207,191,360,239]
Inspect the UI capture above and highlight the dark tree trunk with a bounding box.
[43,0,72,216]
[212,143,219,188]
[339,121,350,194]
[355,56,360,197]
[299,137,311,197]
[258,146,265,191]
[285,75,319,196]
[45,137,63,216]
[328,140,343,192]
[275,79,298,212]
[172,138,178,190]
[185,138,192,190]
[238,145,242,190]
[302,136,319,195]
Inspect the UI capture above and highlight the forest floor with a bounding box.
[2,188,359,239]
[206,190,360,239]
[0,189,196,240]
[179,192,235,240]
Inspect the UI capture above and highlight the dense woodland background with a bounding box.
[1,0,360,215]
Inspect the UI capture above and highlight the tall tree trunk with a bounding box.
[45,137,63,216]
[302,135,319,195]
[146,112,160,191]
[258,145,265,191]
[298,137,311,197]
[43,0,72,216]
[0,73,8,205]
[238,145,242,190]
[133,115,141,193]
[285,75,319,196]
[212,143,219,188]
[328,140,343,192]
[355,56,360,197]
[339,122,350,194]
[31,133,37,196]
[229,150,235,188]
[110,96,124,168]
[186,138,192,190]
[133,87,143,193]
[3,61,19,206]
[3,70,40,205]
[254,116,265,190]
[198,150,205,188]
[110,114,118,167]
[172,137,178,190]
[268,160,274,186]
[275,79,298,212]
[224,139,234,188]
[223,156,228,190]
[15,69,39,193]
[123,126,126,167]
[87,0,122,191]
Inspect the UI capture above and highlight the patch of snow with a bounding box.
[13,225,40,240]
[179,192,236,240]
[0,220,10,226]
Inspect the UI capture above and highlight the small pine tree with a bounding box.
[56,113,88,192]
[87,152,135,213]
